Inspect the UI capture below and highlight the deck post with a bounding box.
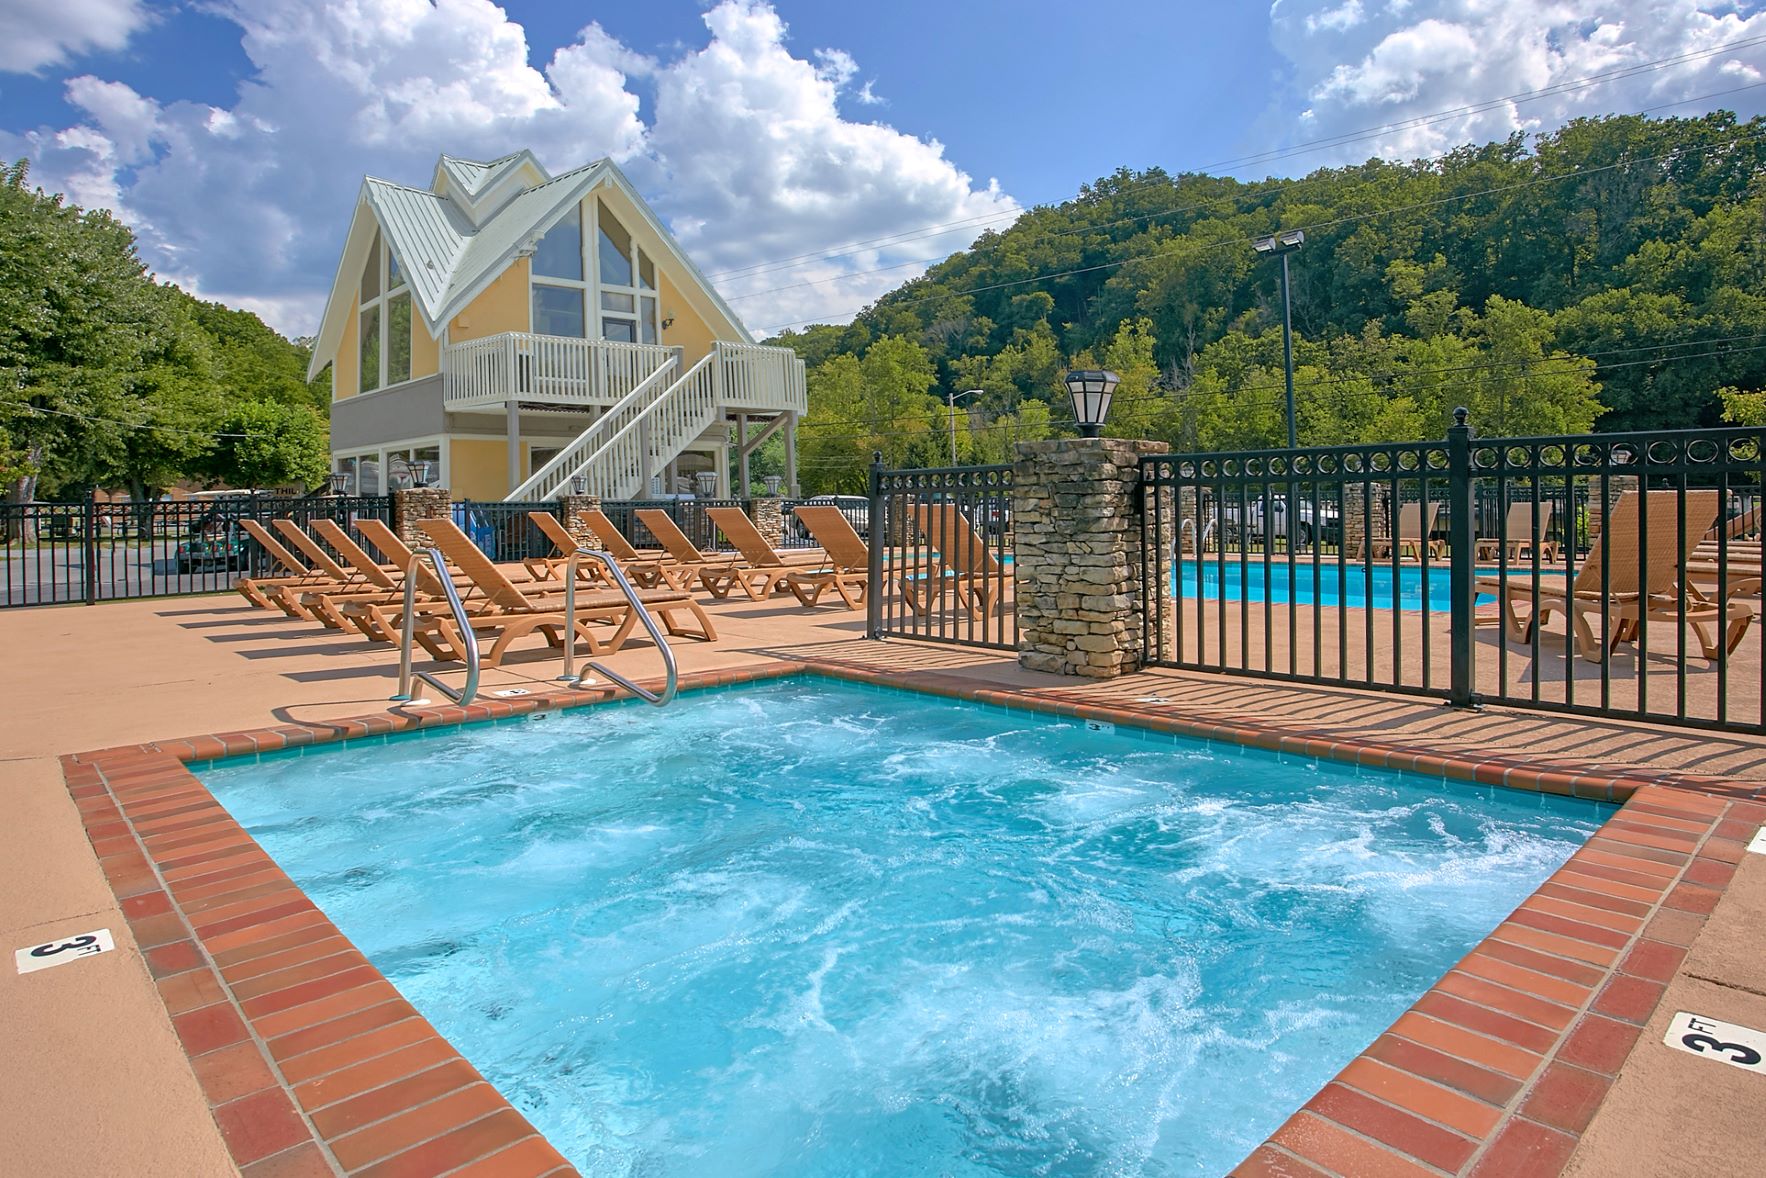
[506,399,522,496]
[1448,408,1477,708]
[736,413,749,496]
[784,411,799,497]
[866,450,885,639]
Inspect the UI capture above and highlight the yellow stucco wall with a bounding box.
[452,256,532,342]
[410,314,439,379]
[658,270,714,362]
[333,294,360,400]
[448,437,528,500]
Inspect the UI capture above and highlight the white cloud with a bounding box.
[0,0,149,74]
[3,0,1016,338]
[1266,1,1766,167]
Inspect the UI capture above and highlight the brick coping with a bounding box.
[59,657,1765,1177]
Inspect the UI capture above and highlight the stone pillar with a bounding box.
[751,498,785,548]
[1012,438,1170,679]
[393,487,452,546]
[560,494,601,548]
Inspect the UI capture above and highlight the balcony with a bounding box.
[441,333,806,416]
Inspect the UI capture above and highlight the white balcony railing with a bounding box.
[442,334,676,410]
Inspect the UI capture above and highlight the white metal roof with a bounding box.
[308,152,753,381]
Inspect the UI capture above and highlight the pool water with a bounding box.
[202,679,1605,1176]
[1173,559,1564,612]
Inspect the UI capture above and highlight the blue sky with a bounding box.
[2,1,1764,337]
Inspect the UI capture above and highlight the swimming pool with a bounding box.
[1173,560,1563,612]
[201,679,1605,1176]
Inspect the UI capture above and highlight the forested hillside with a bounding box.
[774,112,1766,492]
[0,161,330,501]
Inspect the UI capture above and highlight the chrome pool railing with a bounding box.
[558,550,677,706]
[392,546,481,707]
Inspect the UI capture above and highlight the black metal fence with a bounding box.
[867,460,1016,651]
[0,495,393,608]
[1141,416,1766,733]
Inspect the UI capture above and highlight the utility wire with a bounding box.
[751,120,1766,335]
[706,35,1766,291]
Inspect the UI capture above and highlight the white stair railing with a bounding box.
[506,354,681,501]
[571,351,720,500]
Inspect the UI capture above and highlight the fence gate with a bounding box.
[0,495,392,608]
[865,461,1016,651]
[1140,420,1766,735]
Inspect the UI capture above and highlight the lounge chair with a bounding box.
[704,506,827,601]
[415,518,716,667]
[633,509,746,598]
[1370,502,1443,562]
[902,502,1004,619]
[233,519,333,613]
[294,518,405,631]
[786,505,870,609]
[267,519,379,622]
[1474,490,1746,661]
[1475,501,1559,564]
[578,509,694,590]
[525,512,608,584]
[330,519,467,647]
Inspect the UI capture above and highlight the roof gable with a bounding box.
[307,151,752,380]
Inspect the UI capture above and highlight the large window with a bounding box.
[358,229,412,392]
[528,199,659,344]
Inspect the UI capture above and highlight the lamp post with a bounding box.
[948,389,982,465]
[411,460,435,488]
[1063,370,1119,439]
[1254,230,1305,553]
[1252,229,1304,449]
[570,473,587,496]
[328,470,350,496]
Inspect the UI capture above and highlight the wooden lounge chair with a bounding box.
[294,518,405,632]
[902,502,1003,619]
[786,505,870,609]
[1474,490,1745,661]
[415,518,716,666]
[577,509,692,590]
[704,506,827,601]
[1370,502,1443,562]
[525,512,607,584]
[268,518,377,623]
[633,509,746,598]
[1475,501,1559,564]
[234,519,333,613]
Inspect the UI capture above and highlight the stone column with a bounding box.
[393,487,452,546]
[1012,437,1170,679]
[751,497,785,548]
[560,494,601,548]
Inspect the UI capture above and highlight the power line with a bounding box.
[707,36,1766,295]
[751,120,1766,335]
[792,337,1766,444]
[6,402,290,440]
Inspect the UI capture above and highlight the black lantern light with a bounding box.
[410,460,435,488]
[329,470,350,495]
[570,473,588,496]
[1063,370,1119,439]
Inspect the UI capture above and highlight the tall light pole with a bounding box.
[1252,229,1305,449]
[949,388,982,465]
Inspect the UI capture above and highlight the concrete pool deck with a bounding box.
[4,589,1765,1175]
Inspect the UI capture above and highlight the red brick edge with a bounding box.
[58,661,797,1177]
[60,655,1766,1177]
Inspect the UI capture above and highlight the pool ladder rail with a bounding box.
[389,546,677,709]
[558,550,678,706]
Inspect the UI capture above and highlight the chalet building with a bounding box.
[307,151,805,501]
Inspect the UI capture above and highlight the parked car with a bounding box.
[791,494,869,539]
[1216,493,1342,550]
[176,519,248,573]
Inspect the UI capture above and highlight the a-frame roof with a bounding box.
[307,153,753,380]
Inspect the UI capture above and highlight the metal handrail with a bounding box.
[390,547,481,706]
[558,550,678,705]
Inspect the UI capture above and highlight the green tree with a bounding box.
[199,400,330,490]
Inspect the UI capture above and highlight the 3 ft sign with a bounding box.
[14,929,116,975]
[1664,1011,1766,1076]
